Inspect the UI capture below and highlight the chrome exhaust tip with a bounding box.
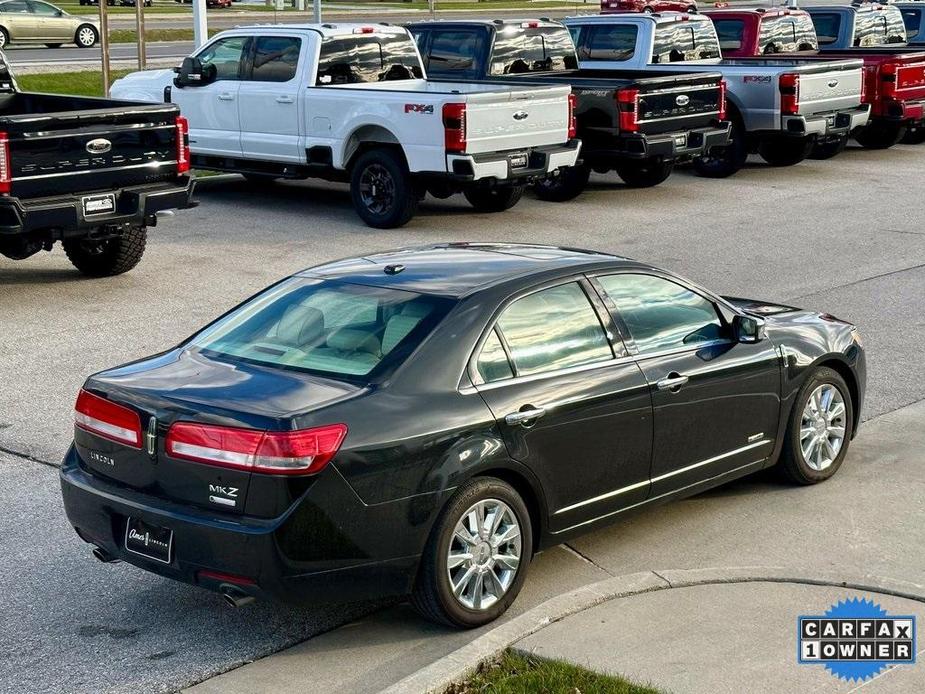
[92,546,120,563]
[221,585,256,608]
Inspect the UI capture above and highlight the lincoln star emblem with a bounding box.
[86,138,112,155]
[675,95,690,107]
[512,111,529,121]
[146,417,157,457]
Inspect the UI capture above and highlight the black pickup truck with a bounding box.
[407,19,732,200]
[0,56,195,276]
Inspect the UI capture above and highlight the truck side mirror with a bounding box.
[174,57,214,88]
[733,315,766,344]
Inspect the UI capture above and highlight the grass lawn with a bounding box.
[110,27,220,42]
[17,69,134,97]
[448,650,664,694]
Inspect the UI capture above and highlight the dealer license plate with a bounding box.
[509,152,528,169]
[82,193,115,217]
[674,134,688,149]
[125,517,173,564]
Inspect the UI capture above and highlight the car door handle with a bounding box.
[275,96,294,104]
[217,93,235,101]
[656,373,689,392]
[504,407,546,426]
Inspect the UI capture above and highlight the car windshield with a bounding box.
[190,277,452,379]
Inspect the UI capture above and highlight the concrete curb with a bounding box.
[381,567,925,694]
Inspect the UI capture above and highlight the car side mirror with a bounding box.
[733,314,766,343]
[174,57,214,88]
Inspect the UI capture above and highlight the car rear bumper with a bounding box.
[59,445,444,605]
[444,139,582,182]
[872,98,925,123]
[783,105,870,138]
[584,122,731,164]
[0,177,196,237]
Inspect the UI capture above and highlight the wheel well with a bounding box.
[473,467,544,553]
[344,125,403,170]
[817,358,861,434]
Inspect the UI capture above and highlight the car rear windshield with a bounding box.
[488,26,578,75]
[652,20,721,63]
[190,278,452,379]
[758,15,819,53]
[853,7,907,46]
[316,34,424,85]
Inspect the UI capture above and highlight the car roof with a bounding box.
[565,12,711,25]
[406,18,564,29]
[225,22,410,39]
[298,243,636,298]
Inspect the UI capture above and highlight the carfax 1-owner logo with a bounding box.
[798,597,916,682]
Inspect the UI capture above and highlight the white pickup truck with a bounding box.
[111,24,580,228]
[563,13,870,176]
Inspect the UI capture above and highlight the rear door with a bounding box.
[594,272,780,498]
[238,34,305,162]
[472,279,653,532]
[0,0,37,41]
[27,1,70,42]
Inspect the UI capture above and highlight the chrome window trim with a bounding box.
[12,160,178,182]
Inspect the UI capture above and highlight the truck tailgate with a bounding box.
[819,50,925,109]
[794,63,865,116]
[461,84,572,154]
[0,94,181,199]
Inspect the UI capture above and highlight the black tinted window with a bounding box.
[476,329,514,383]
[197,36,247,81]
[488,26,578,75]
[425,29,487,76]
[713,19,745,52]
[811,13,841,45]
[249,36,301,82]
[652,20,721,63]
[316,34,424,85]
[598,274,724,354]
[0,1,31,13]
[496,283,612,376]
[579,24,638,61]
[902,8,922,35]
[28,1,58,15]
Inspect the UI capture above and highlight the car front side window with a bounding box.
[196,36,248,81]
[597,273,725,354]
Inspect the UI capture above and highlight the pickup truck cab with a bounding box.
[803,4,925,146]
[0,52,194,276]
[563,13,870,174]
[896,1,925,45]
[407,19,731,199]
[111,24,580,228]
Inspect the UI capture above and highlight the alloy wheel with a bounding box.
[800,384,847,471]
[358,163,396,216]
[446,498,521,611]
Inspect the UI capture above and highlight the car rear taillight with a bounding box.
[166,422,347,475]
[567,93,578,139]
[175,116,190,175]
[74,389,143,449]
[881,62,897,98]
[0,132,10,194]
[779,73,800,116]
[443,102,466,154]
[718,80,727,121]
[616,88,639,132]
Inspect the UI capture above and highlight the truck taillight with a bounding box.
[443,102,466,153]
[0,131,10,194]
[568,93,577,139]
[881,62,897,98]
[616,88,639,132]
[176,116,190,175]
[779,73,800,116]
[74,389,143,449]
[718,81,727,121]
[166,422,348,476]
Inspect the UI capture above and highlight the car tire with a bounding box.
[76,24,98,48]
[349,148,418,229]
[757,136,812,166]
[463,184,525,212]
[0,27,9,50]
[900,124,925,145]
[63,226,147,277]
[411,477,533,628]
[614,159,673,188]
[693,118,748,178]
[808,135,848,160]
[533,164,590,202]
[854,122,906,150]
[778,366,853,485]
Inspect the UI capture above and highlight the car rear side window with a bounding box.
[191,278,451,379]
[652,21,721,63]
[494,282,612,377]
[712,19,745,52]
[0,1,29,13]
[476,328,514,383]
[316,35,424,85]
[249,36,301,82]
[577,25,638,61]
[597,274,724,354]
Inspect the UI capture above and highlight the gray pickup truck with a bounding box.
[563,13,870,176]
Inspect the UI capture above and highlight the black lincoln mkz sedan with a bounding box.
[61,244,865,627]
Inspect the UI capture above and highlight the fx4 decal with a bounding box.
[404,103,435,114]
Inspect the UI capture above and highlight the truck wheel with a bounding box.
[809,135,848,161]
[463,184,524,212]
[76,24,98,48]
[350,148,418,229]
[693,121,747,178]
[63,226,147,277]
[614,159,673,188]
[900,124,925,145]
[757,137,812,166]
[410,477,533,628]
[854,122,906,150]
[533,165,590,202]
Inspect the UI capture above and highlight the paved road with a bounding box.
[0,143,923,692]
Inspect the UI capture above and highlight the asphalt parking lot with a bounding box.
[2,143,924,693]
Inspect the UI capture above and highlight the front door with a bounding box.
[595,272,781,498]
[472,280,653,533]
[172,35,248,158]
[238,35,304,162]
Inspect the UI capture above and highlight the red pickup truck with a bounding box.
[705,7,925,150]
